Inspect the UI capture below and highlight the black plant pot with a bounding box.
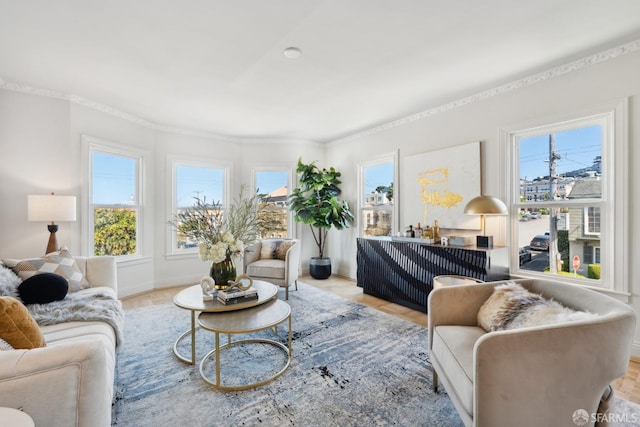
[309,257,331,280]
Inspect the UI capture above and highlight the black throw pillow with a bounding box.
[18,273,69,304]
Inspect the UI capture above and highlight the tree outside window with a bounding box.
[90,150,141,257]
[255,170,290,239]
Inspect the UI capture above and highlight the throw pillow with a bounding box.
[260,239,295,261]
[0,296,46,349]
[260,239,279,260]
[274,240,295,260]
[477,282,598,332]
[12,247,90,293]
[18,273,69,304]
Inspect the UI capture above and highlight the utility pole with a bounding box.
[547,134,561,273]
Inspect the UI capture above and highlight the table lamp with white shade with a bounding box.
[28,193,77,254]
[463,195,508,249]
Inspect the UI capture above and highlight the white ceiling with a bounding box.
[1,0,640,143]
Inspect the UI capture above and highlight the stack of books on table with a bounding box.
[217,287,258,305]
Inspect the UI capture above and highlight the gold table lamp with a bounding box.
[463,195,507,248]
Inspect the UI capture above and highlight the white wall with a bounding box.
[326,50,640,356]
[0,89,323,297]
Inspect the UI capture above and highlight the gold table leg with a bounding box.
[215,332,221,387]
[173,310,198,365]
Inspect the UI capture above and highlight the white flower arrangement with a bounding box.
[198,237,245,264]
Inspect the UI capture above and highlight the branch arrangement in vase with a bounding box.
[168,185,259,264]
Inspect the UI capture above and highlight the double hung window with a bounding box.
[358,153,397,237]
[169,158,228,255]
[506,100,627,292]
[84,136,144,258]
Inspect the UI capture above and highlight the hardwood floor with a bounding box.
[121,275,640,404]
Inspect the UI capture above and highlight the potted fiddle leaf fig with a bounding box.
[289,158,354,279]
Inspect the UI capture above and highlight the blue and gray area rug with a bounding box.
[112,282,640,427]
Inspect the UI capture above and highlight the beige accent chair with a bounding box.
[428,278,636,427]
[243,239,301,300]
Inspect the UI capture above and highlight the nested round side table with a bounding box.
[173,280,278,364]
[198,298,292,391]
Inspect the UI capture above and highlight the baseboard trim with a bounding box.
[631,342,640,359]
[119,282,153,299]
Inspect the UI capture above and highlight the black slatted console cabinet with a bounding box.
[356,237,509,312]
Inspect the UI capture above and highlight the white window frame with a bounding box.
[357,151,399,238]
[250,164,294,239]
[583,207,601,236]
[501,99,628,295]
[166,155,231,258]
[82,135,146,261]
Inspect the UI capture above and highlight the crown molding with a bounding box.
[329,38,640,146]
[0,80,240,142]
[239,136,322,147]
[2,38,639,145]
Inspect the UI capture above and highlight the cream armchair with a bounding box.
[243,239,301,300]
[428,278,636,427]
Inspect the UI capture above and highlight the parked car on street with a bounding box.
[519,247,532,265]
[530,211,542,219]
[530,233,550,251]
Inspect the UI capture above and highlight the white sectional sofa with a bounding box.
[0,256,121,427]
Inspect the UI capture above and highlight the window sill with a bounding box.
[165,252,199,261]
[510,272,630,303]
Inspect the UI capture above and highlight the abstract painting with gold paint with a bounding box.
[403,141,481,230]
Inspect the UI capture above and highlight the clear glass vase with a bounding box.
[210,255,237,290]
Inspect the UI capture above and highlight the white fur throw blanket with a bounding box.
[0,264,125,347]
[477,281,598,332]
[27,289,125,347]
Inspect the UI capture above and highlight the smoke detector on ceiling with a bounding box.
[283,47,302,59]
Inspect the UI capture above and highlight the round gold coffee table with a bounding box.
[173,280,278,365]
[198,298,292,391]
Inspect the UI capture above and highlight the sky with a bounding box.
[92,152,137,205]
[364,162,394,194]
[519,124,601,180]
[255,170,288,196]
[92,154,289,206]
[176,166,224,206]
